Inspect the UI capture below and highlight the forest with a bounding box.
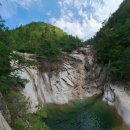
[10,22,83,59]
[91,0,130,81]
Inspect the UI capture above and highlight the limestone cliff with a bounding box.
[19,46,103,111]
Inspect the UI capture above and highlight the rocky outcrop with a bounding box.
[103,83,130,127]
[102,83,115,106]
[19,46,103,112]
[0,113,12,130]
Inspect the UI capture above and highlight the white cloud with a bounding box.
[51,0,123,41]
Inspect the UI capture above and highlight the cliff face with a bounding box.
[17,46,130,128]
[103,83,130,127]
[0,113,12,130]
[19,46,103,111]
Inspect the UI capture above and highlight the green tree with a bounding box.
[39,30,60,59]
[92,0,130,81]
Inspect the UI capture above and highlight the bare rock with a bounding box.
[17,46,103,112]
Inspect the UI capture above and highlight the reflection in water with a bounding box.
[45,98,129,130]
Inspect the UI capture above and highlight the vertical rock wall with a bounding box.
[103,83,130,128]
[19,46,103,111]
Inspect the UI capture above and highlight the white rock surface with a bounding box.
[102,84,115,106]
[0,113,12,130]
[19,46,102,111]
[103,83,130,127]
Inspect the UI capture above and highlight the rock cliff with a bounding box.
[19,46,103,112]
[103,83,130,127]
[10,45,130,128]
[0,113,12,130]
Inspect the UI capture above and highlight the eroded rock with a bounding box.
[19,46,103,112]
[103,83,130,127]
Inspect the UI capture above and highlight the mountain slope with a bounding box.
[92,0,130,81]
[10,22,82,59]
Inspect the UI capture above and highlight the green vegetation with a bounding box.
[5,91,48,130]
[0,17,18,93]
[10,22,83,59]
[0,18,49,130]
[91,0,130,81]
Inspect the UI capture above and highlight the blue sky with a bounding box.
[0,0,123,40]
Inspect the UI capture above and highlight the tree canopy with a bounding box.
[91,0,130,81]
[10,22,83,59]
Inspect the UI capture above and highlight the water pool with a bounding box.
[45,98,129,130]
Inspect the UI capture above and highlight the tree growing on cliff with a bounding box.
[39,26,60,59]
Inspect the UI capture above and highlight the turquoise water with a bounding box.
[45,98,129,130]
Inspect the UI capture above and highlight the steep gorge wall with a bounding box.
[19,46,130,128]
[19,46,103,111]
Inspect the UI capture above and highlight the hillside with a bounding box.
[10,22,83,59]
[92,0,130,81]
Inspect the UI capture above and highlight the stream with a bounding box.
[45,97,129,130]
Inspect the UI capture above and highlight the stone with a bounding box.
[17,46,102,112]
[103,83,130,127]
[0,113,12,130]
